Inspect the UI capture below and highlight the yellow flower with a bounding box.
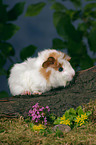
[33,124,45,131]
[81,113,88,120]
[60,115,66,121]
[60,115,70,125]
[75,116,81,123]
[75,113,88,126]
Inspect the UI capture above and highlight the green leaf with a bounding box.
[69,108,76,115]
[76,106,82,113]
[29,123,34,128]
[53,12,65,27]
[84,3,96,12]
[55,129,63,138]
[64,108,76,120]
[0,91,10,98]
[8,2,25,21]
[0,68,7,76]
[71,10,82,21]
[0,42,15,57]
[88,10,96,19]
[54,117,61,125]
[78,109,84,116]
[70,0,81,7]
[49,113,56,122]
[68,41,89,70]
[68,116,75,122]
[56,15,71,40]
[64,110,70,118]
[56,15,82,41]
[0,0,3,5]
[52,38,67,49]
[25,2,46,16]
[80,54,93,69]
[76,106,84,115]
[67,39,84,57]
[0,129,5,133]
[29,123,35,131]
[88,28,96,52]
[51,2,67,11]
[20,45,37,61]
[83,3,96,19]
[0,53,6,68]
[90,20,96,28]
[86,111,92,117]
[0,4,8,23]
[0,23,19,40]
[78,23,88,35]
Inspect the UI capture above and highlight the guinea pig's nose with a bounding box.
[71,72,75,78]
[72,72,75,78]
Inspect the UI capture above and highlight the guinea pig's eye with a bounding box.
[58,67,63,72]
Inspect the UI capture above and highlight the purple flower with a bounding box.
[29,109,33,114]
[35,103,39,107]
[41,113,44,117]
[37,111,40,115]
[44,117,47,125]
[39,108,43,111]
[44,117,47,123]
[33,103,39,108]
[48,108,50,112]
[32,115,37,120]
[35,119,38,123]
[41,107,45,110]
[46,106,50,112]
[33,108,37,113]
[32,117,35,121]
[28,103,51,126]
[46,106,49,109]
[37,115,41,118]
[32,113,35,117]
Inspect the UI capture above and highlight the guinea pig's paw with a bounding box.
[21,91,31,95]
[32,91,42,95]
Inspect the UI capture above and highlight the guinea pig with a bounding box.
[8,49,75,96]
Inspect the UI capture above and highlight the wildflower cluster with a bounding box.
[28,103,50,125]
[54,106,92,129]
[60,115,70,125]
[32,124,45,131]
[75,113,88,126]
[28,103,92,133]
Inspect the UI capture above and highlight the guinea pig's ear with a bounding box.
[64,54,71,61]
[42,57,55,68]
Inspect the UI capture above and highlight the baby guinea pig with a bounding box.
[8,49,75,95]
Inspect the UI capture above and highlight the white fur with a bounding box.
[8,49,75,95]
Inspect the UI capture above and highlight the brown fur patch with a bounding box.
[49,51,71,61]
[49,52,61,60]
[63,54,71,61]
[50,60,62,71]
[42,57,55,68]
[39,68,51,82]
[40,52,63,81]
[48,52,63,71]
